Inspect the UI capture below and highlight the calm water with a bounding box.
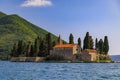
[0,61,120,80]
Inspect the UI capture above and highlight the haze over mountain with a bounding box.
[0,11,58,59]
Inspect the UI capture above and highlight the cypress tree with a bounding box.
[103,36,109,54]
[11,43,18,57]
[98,39,104,54]
[34,38,39,56]
[78,37,81,48]
[26,41,31,57]
[23,42,27,56]
[83,37,86,50]
[89,36,94,49]
[95,38,99,50]
[17,40,21,55]
[46,33,52,55]
[17,40,24,56]
[39,40,47,57]
[83,32,90,49]
[38,37,42,45]
[29,45,34,57]
[69,33,74,44]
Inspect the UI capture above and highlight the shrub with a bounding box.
[99,54,112,61]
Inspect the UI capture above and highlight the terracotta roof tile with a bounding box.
[86,49,97,53]
[54,44,76,48]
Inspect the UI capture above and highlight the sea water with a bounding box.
[0,61,120,80]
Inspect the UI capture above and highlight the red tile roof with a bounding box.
[86,49,97,53]
[54,44,77,48]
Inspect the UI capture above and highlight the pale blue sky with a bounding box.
[0,0,120,55]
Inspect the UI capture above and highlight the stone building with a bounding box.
[50,35,98,61]
[50,35,81,60]
[81,49,98,61]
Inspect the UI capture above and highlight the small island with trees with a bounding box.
[10,32,112,63]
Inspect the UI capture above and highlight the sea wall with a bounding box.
[10,57,45,62]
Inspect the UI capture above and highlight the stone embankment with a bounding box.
[11,57,45,62]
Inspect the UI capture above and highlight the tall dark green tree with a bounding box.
[83,32,90,49]
[69,33,74,44]
[11,43,18,57]
[103,36,109,54]
[29,45,34,57]
[95,38,99,50]
[22,42,27,56]
[78,37,81,48]
[34,38,40,56]
[46,33,52,55]
[98,39,104,54]
[17,40,24,56]
[26,41,31,57]
[39,40,47,57]
[89,36,94,49]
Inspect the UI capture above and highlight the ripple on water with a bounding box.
[0,62,120,80]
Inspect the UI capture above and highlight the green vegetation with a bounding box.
[83,32,90,49]
[78,37,81,48]
[69,33,74,44]
[0,11,110,62]
[98,39,104,54]
[0,12,58,59]
[46,33,52,55]
[10,30,111,62]
[103,36,109,54]
[83,32,110,61]
[99,54,112,62]
[95,38,99,50]
[83,32,94,49]
[89,36,94,49]
[11,33,57,57]
[83,32,109,54]
[0,12,6,18]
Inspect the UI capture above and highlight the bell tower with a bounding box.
[58,35,63,45]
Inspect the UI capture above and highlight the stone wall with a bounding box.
[10,57,45,62]
[81,51,91,61]
[73,45,81,55]
[51,48,74,60]
[50,45,81,60]
[81,50,97,61]
[89,53,97,61]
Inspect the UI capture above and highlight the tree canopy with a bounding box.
[69,33,74,44]
[103,36,109,54]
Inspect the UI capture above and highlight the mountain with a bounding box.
[0,12,6,18]
[110,55,120,61]
[0,12,58,59]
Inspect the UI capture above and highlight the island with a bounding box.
[10,32,112,63]
[0,12,112,62]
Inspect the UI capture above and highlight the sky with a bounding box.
[0,0,120,55]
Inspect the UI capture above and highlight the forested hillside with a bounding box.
[0,12,58,59]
